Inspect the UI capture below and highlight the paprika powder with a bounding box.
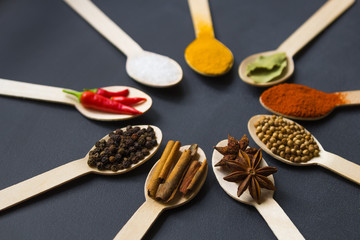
[260,84,347,118]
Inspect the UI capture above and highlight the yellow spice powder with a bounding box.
[185,36,233,76]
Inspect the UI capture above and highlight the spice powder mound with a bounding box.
[260,83,347,118]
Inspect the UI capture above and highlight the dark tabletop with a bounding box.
[0,0,359,239]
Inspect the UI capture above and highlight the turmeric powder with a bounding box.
[185,36,233,76]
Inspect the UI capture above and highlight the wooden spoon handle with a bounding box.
[187,0,215,38]
[113,200,164,240]
[338,90,360,105]
[64,0,143,57]
[0,78,75,105]
[277,0,355,57]
[255,198,305,240]
[317,151,360,184]
[0,159,90,211]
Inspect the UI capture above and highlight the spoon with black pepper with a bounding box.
[0,125,162,212]
[0,78,152,121]
[248,115,360,184]
[212,140,305,240]
[113,145,207,240]
[238,0,355,87]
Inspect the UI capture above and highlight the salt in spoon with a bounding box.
[239,0,355,87]
[212,140,304,240]
[0,78,152,121]
[259,89,360,121]
[64,0,183,88]
[0,125,162,211]
[248,115,360,184]
[113,145,207,240]
[185,0,233,76]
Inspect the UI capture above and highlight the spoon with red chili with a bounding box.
[248,115,360,184]
[0,78,152,121]
[0,125,162,212]
[259,83,360,121]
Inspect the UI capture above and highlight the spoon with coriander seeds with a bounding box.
[0,125,162,212]
[248,115,360,184]
[114,143,207,240]
[238,0,355,87]
[212,138,305,240]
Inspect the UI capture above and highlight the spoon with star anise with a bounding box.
[212,138,304,240]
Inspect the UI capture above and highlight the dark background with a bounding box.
[0,0,359,239]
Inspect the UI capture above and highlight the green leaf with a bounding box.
[246,52,287,83]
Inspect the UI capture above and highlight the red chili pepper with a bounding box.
[84,88,129,98]
[111,96,147,106]
[63,90,142,115]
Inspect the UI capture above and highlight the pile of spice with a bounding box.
[246,52,288,83]
[185,36,233,75]
[63,87,146,115]
[260,83,347,118]
[214,134,277,204]
[87,126,157,171]
[255,115,320,162]
[147,141,207,202]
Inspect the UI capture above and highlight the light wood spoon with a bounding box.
[185,0,233,76]
[64,0,183,88]
[0,125,162,211]
[212,140,304,240]
[113,145,208,240]
[248,115,360,184]
[239,0,355,87]
[0,78,152,121]
[259,90,360,120]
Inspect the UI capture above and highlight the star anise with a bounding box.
[214,134,254,167]
[223,149,277,204]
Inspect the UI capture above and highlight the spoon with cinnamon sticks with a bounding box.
[212,139,305,240]
[113,143,208,240]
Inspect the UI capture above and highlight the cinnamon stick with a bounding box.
[147,140,175,197]
[179,160,201,195]
[156,149,192,201]
[158,141,181,181]
[187,159,207,192]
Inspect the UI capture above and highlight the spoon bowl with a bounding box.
[248,115,360,184]
[0,125,162,211]
[239,50,294,87]
[212,140,274,205]
[185,37,234,76]
[126,51,183,88]
[71,86,153,121]
[114,145,207,239]
[212,139,304,239]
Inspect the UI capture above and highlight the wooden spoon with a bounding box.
[0,78,152,121]
[113,145,208,240]
[212,140,304,240]
[0,125,162,211]
[239,0,355,87]
[64,0,183,88]
[248,115,360,184]
[185,0,233,76]
[259,90,360,120]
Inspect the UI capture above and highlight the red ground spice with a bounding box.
[260,84,347,118]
